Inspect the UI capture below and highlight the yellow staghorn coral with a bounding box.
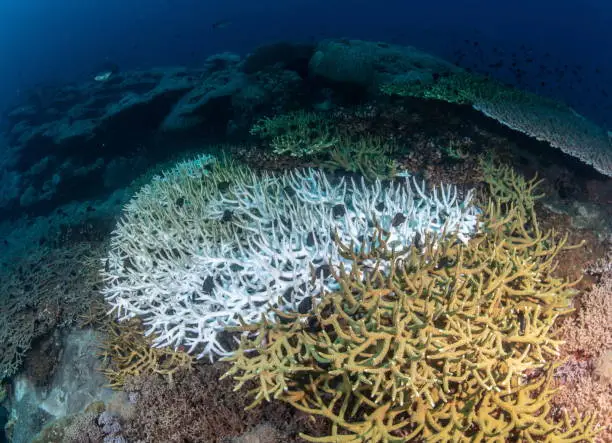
[223,165,598,442]
[99,318,194,389]
[478,156,546,223]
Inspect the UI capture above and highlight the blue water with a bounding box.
[0,0,611,126]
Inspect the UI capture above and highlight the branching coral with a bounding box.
[324,135,398,180]
[102,154,479,361]
[250,110,339,157]
[99,318,194,389]
[250,111,398,180]
[558,262,612,358]
[0,241,104,380]
[553,251,612,441]
[479,157,545,219]
[223,167,598,442]
[121,363,329,442]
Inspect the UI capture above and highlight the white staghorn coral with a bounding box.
[101,154,480,360]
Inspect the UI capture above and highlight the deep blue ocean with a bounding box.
[1,0,611,126]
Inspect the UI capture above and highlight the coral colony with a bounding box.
[102,155,480,360]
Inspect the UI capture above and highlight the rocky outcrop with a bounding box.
[0,48,307,216]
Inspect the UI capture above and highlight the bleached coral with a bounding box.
[101,154,480,360]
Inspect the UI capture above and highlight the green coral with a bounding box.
[323,135,398,180]
[250,110,339,157]
[381,70,568,111]
[251,111,399,180]
[223,167,598,442]
[381,71,481,104]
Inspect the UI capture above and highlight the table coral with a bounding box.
[381,72,612,178]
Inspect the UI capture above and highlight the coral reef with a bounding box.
[102,154,479,360]
[224,166,598,441]
[2,38,609,221]
[0,36,610,443]
[382,71,612,177]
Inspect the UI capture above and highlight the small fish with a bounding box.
[518,312,526,335]
[212,19,231,29]
[94,71,113,82]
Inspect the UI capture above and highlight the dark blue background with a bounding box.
[1,0,610,126]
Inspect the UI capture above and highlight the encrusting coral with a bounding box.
[223,165,599,442]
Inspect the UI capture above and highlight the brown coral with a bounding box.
[99,318,195,389]
[559,268,612,358]
[30,404,105,443]
[554,257,612,441]
[121,363,329,443]
[0,241,105,380]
